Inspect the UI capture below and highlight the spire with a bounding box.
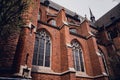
[89,8,95,23]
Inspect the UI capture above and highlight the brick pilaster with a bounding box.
[12,0,40,78]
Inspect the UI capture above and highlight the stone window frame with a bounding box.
[71,40,85,72]
[98,48,109,75]
[32,30,52,68]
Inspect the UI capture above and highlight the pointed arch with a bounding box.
[71,39,84,50]
[69,28,77,33]
[37,28,52,40]
[47,18,56,26]
[98,48,109,74]
[71,39,85,72]
[32,29,52,67]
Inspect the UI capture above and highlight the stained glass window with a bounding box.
[71,40,85,72]
[98,49,108,74]
[32,30,51,67]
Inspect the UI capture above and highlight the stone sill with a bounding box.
[32,65,108,79]
[76,72,108,79]
[32,66,87,76]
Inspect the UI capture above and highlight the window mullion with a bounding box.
[77,49,81,71]
[43,36,46,67]
[80,48,85,72]
[71,41,85,72]
[33,30,51,67]
[73,49,77,70]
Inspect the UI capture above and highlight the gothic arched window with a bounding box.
[69,28,77,33]
[71,40,85,72]
[48,19,56,26]
[51,20,56,26]
[98,49,108,74]
[32,30,51,67]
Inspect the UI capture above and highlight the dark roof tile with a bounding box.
[40,0,84,21]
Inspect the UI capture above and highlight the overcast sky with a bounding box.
[51,0,119,20]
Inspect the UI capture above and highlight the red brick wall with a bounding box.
[30,3,108,79]
[0,32,19,75]
[12,0,40,75]
[0,0,111,80]
[32,73,61,80]
[37,24,62,73]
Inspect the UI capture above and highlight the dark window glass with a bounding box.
[32,38,39,65]
[70,28,77,33]
[71,40,85,72]
[32,30,51,67]
[107,29,118,39]
[79,49,84,72]
[45,40,51,67]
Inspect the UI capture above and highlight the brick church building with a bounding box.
[0,0,120,80]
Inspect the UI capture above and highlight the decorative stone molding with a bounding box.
[32,66,108,79]
[21,22,37,34]
[102,72,108,76]
[32,65,53,73]
[69,67,76,72]
[76,73,108,79]
[59,21,70,29]
[63,21,69,25]
[88,31,94,36]
[66,43,72,48]
[21,22,32,28]
[32,66,76,76]
[96,51,101,56]
[76,72,89,78]
[21,22,36,31]
[33,27,37,33]
[85,31,96,39]
[28,22,32,28]
[13,65,32,79]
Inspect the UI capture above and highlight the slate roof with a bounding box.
[40,0,99,29]
[95,3,120,27]
[40,0,85,21]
